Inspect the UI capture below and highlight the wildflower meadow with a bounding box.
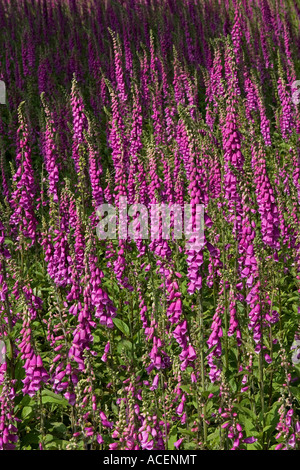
[0,0,300,451]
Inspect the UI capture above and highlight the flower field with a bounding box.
[0,0,300,451]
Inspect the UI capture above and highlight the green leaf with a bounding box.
[113,318,130,337]
[180,384,192,394]
[167,426,178,450]
[263,425,273,432]
[50,422,67,434]
[177,427,194,437]
[207,427,220,442]
[2,336,12,360]
[286,296,299,303]
[41,389,68,406]
[22,406,33,419]
[117,339,132,354]
[233,404,258,422]
[290,386,300,401]
[183,441,197,450]
[46,439,71,450]
[22,432,40,446]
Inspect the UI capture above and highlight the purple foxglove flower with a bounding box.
[174,438,183,449]
[243,437,257,444]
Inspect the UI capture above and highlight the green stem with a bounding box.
[39,388,46,448]
[197,292,207,447]
[1,256,15,380]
